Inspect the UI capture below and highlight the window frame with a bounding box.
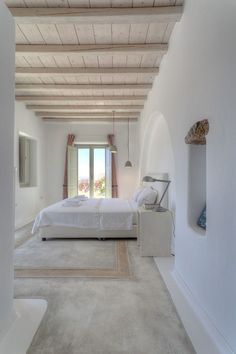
[19,133,37,188]
[76,144,111,198]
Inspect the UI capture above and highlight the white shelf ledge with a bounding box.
[0,299,47,354]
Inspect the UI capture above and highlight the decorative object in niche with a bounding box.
[185,119,209,145]
[197,205,206,230]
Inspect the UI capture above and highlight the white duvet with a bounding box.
[32,198,138,234]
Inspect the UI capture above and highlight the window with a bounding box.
[67,145,111,198]
[19,134,37,188]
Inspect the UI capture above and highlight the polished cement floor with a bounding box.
[14,239,195,354]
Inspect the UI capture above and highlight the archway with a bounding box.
[139,111,176,211]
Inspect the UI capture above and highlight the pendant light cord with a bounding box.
[128,118,130,160]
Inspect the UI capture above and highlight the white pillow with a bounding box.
[132,186,145,202]
[137,187,157,207]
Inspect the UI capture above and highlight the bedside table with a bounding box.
[138,208,172,257]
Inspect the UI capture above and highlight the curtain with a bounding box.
[107,134,118,198]
[63,134,76,199]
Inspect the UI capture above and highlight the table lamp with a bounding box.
[142,175,171,212]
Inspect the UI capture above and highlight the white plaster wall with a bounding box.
[139,0,236,351]
[14,102,46,229]
[139,112,175,210]
[0,3,15,340]
[45,121,139,205]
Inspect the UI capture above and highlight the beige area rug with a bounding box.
[15,241,196,354]
[14,236,132,279]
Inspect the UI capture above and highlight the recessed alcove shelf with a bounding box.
[185,119,209,235]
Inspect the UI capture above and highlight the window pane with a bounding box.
[105,147,112,198]
[78,148,90,197]
[94,148,106,198]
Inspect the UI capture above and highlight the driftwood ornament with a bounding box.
[185,119,209,145]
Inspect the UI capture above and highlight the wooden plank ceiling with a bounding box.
[6,0,183,122]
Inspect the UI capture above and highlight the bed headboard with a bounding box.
[142,173,169,208]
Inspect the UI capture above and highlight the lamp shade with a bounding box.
[142,175,170,183]
[109,111,117,153]
[109,144,117,153]
[124,160,132,168]
[142,175,155,182]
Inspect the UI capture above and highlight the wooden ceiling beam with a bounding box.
[15,83,152,91]
[15,67,158,78]
[36,112,139,118]
[15,43,168,56]
[15,95,147,102]
[27,104,143,111]
[10,6,183,25]
[43,118,138,122]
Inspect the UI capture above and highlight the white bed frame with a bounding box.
[40,225,138,240]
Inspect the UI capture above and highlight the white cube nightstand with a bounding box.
[138,208,172,257]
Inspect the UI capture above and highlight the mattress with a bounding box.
[32,198,138,234]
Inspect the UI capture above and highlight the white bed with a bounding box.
[32,174,167,240]
[33,197,139,240]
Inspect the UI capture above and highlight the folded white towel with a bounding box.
[72,195,88,201]
[62,200,81,207]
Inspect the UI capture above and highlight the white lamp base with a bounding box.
[0,299,47,354]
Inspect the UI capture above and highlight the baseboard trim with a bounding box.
[0,299,47,354]
[154,257,234,354]
[15,221,34,248]
[15,217,35,231]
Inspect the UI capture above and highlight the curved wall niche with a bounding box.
[186,119,209,235]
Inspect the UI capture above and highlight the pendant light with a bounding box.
[124,118,132,168]
[109,111,117,154]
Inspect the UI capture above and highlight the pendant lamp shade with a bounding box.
[109,144,117,153]
[109,111,117,154]
[125,160,132,168]
[125,118,132,168]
